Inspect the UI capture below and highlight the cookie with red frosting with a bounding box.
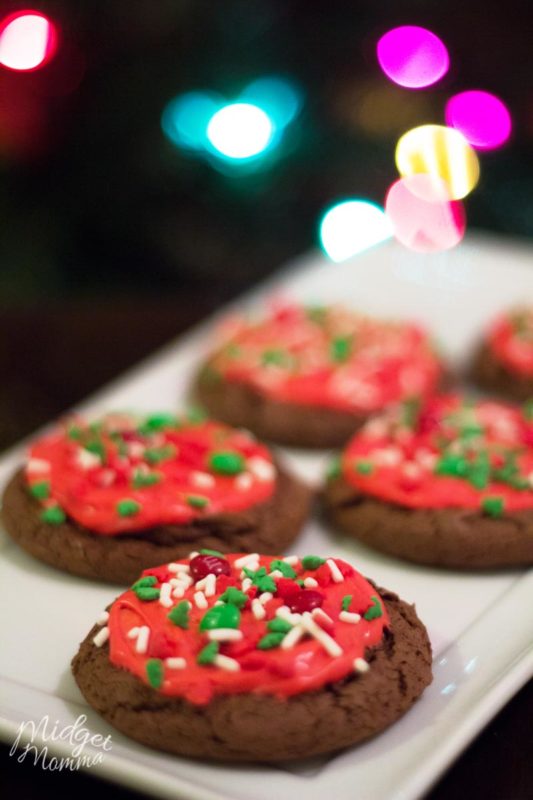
[471,308,533,400]
[195,303,445,448]
[72,551,432,760]
[1,411,311,584]
[325,394,533,568]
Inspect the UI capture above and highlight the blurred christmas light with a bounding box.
[395,124,480,200]
[207,103,273,160]
[162,91,222,151]
[319,200,393,262]
[385,174,465,252]
[377,26,449,89]
[240,76,302,129]
[445,90,512,151]
[0,11,57,72]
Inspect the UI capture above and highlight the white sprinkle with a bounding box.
[270,569,283,579]
[194,591,208,609]
[127,441,145,459]
[354,657,370,673]
[339,610,362,624]
[258,592,273,605]
[281,624,305,650]
[235,472,253,491]
[214,600,224,606]
[251,599,266,620]
[247,456,275,482]
[241,578,253,592]
[402,462,422,479]
[234,553,260,568]
[191,470,215,489]
[312,608,334,627]
[326,558,344,583]
[276,605,302,625]
[168,562,191,574]
[303,577,318,588]
[76,448,101,470]
[96,611,109,626]
[282,555,299,566]
[207,628,243,642]
[166,657,186,670]
[415,448,437,470]
[204,573,216,597]
[213,654,240,672]
[373,446,403,467]
[170,573,193,588]
[172,584,186,599]
[92,626,109,647]
[127,627,140,639]
[27,457,50,475]
[159,583,173,608]
[188,551,199,560]
[301,612,343,657]
[135,626,150,654]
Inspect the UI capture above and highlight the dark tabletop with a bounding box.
[1,299,532,800]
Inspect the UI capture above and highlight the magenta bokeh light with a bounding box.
[445,90,511,150]
[385,175,465,253]
[376,26,449,89]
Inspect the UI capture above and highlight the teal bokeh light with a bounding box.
[206,103,274,161]
[162,91,222,151]
[240,76,302,129]
[319,200,393,262]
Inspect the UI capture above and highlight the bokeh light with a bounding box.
[376,26,449,89]
[319,200,393,262]
[0,11,57,72]
[395,124,480,200]
[162,91,222,151]
[207,103,273,160]
[240,76,302,129]
[385,175,465,253]
[445,90,512,151]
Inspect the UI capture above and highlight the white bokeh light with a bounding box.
[0,13,52,71]
[320,200,393,262]
[207,103,273,160]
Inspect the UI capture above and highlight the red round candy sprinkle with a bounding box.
[289,589,324,614]
[190,554,231,580]
[275,577,301,602]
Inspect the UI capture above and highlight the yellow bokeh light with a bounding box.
[395,124,480,200]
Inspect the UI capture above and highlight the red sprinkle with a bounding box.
[190,554,232,581]
[289,589,324,614]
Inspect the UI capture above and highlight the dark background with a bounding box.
[1,2,533,797]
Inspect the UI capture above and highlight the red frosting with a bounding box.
[341,394,533,512]
[488,308,533,377]
[104,553,389,705]
[207,304,442,413]
[25,413,276,534]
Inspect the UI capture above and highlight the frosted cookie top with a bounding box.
[25,412,276,535]
[337,394,533,514]
[94,552,389,704]
[488,307,533,377]
[203,303,443,413]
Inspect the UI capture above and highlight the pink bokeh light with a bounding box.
[0,11,57,72]
[445,90,512,150]
[385,175,465,253]
[377,26,449,89]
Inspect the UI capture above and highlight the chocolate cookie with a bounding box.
[324,395,533,568]
[2,413,311,584]
[195,303,444,448]
[72,552,432,761]
[470,308,533,401]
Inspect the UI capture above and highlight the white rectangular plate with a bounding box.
[1,234,533,800]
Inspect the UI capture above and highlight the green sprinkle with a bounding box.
[29,480,50,500]
[224,343,242,359]
[67,425,83,440]
[117,499,141,517]
[301,555,326,570]
[187,406,207,424]
[267,618,292,634]
[460,424,484,439]
[435,452,468,478]
[296,579,305,587]
[186,494,209,509]
[341,594,352,612]
[402,398,421,429]
[261,348,288,367]
[200,604,240,631]
[132,575,157,591]
[364,596,383,621]
[135,586,160,601]
[197,641,219,665]
[466,452,490,490]
[144,445,176,464]
[326,455,341,481]
[139,413,177,433]
[523,399,533,421]
[208,451,245,475]
[200,548,224,557]
[330,336,352,363]
[355,460,374,476]
[269,559,296,578]
[257,632,285,650]
[243,566,276,593]
[131,470,161,489]
[84,440,106,463]
[41,506,66,525]
[219,587,248,608]
[482,496,505,517]
[306,305,327,324]
[146,658,164,689]
[168,601,190,629]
